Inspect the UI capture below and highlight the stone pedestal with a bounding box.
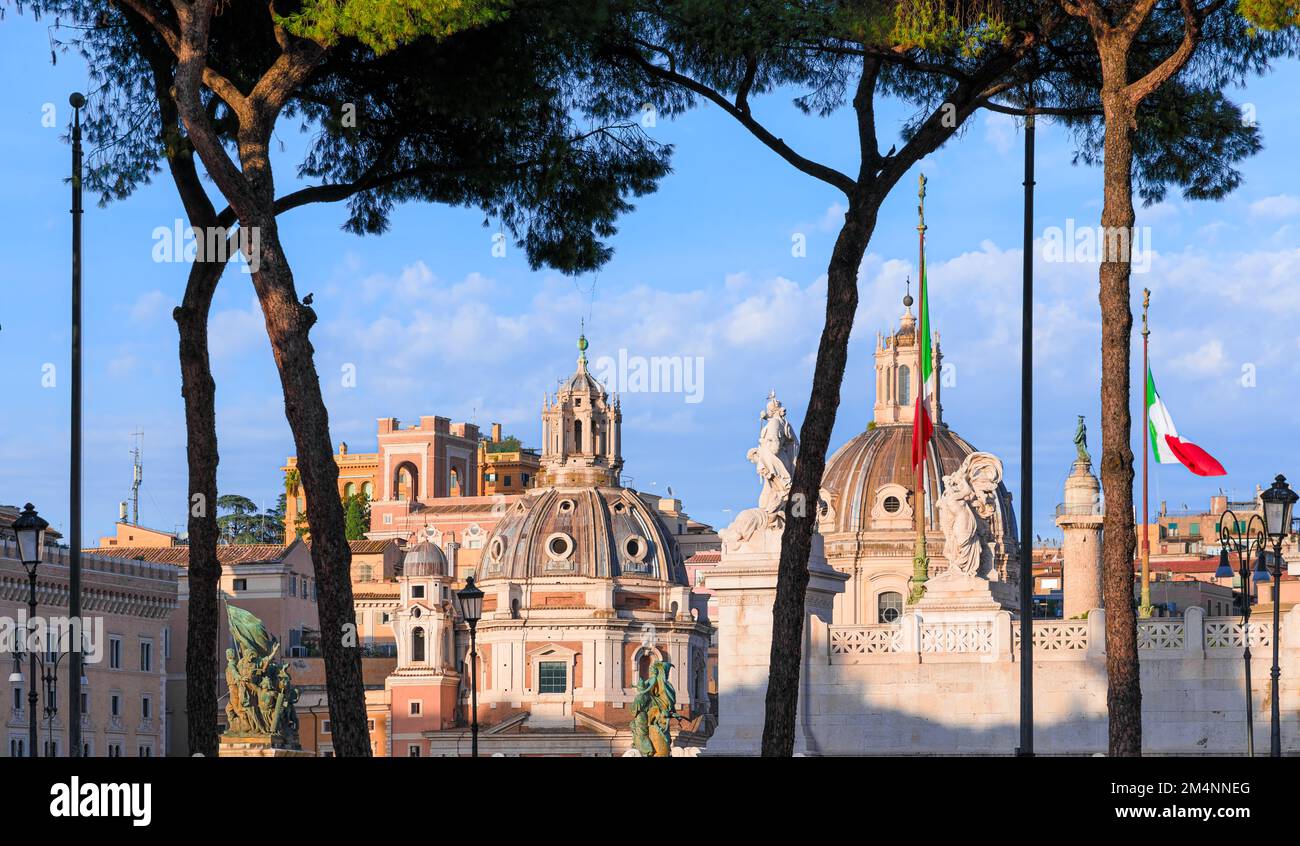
[218,737,313,758]
[1056,458,1103,620]
[913,572,1012,661]
[701,530,846,756]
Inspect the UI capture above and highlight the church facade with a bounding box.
[385,337,713,756]
[818,298,1021,625]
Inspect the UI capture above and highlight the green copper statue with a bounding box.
[630,660,677,756]
[1073,415,1090,464]
[222,602,300,748]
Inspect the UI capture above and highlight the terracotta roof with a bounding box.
[83,543,291,567]
[348,539,395,555]
[686,550,721,564]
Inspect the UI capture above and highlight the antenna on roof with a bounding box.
[129,429,144,526]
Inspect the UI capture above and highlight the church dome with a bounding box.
[403,541,448,577]
[820,423,1017,538]
[477,487,687,585]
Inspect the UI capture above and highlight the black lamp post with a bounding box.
[455,575,484,758]
[1216,510,1269,756]
[1259,475,1297,758]
[68,91,87,758]
[37,650,84,757]
[12,503,49,757]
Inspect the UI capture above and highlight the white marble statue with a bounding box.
[721,392,803,551]
[751,390,798,511]
[935,452,1004,580]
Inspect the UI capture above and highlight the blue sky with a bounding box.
[2,15,1299,544]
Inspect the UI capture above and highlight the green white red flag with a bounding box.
[910,255,935,468]
[1146,366,1225,477]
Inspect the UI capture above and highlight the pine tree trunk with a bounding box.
[761,198,877,756]
[176,257,225,758]
[1098,69,1142,757]
[242,208,371,757]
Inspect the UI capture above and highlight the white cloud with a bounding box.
[209,299,265,359]
[130,289,172,322]
[1249,194,1300,220]
[984,112,1017,156]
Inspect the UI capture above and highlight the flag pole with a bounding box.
[910,173,929,604]
[1140,289,1153,618]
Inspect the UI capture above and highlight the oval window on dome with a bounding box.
[490,537,505,560]
[624,536,644,560]
[883,495,901,514]
[558,498,575,513]
[546,532,575,560]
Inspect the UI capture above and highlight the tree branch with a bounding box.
[617,46,855,195]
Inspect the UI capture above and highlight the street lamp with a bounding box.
[455,575,484,758]
[12,503,48,757]
[1217,511,1269,756]
[1260,474,1297,758]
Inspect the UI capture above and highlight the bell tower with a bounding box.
[873,283,941,426]
[538,332,624,487]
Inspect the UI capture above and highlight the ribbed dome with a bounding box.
[821,423,1017,537]
[477,487,686,584]
[403,541,448,577]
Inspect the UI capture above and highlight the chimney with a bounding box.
[492,423,502,443]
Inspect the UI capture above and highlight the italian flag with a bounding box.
[910,258,936,468]
[1146,366,1226,477]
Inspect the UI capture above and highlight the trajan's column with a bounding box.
[1056,417,1104,620]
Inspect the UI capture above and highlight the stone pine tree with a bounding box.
[598,0,1072,756]
[1017,0,1298,756]
[36,0,670,756]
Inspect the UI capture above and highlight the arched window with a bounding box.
[344,482,356,499]
[395,463,418,502]
[361,481,373,500]
[411,627,426,662]
[897,365,911,407]
[574,419,583,452]
[877,591,904,624]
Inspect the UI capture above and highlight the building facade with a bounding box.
[3,527,177,758]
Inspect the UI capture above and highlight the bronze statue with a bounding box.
[630,660,677,756]
[1073,415,1090,464]
[221,602,300,748]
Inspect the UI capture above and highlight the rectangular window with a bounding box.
[409,745,421,757]
[503,475,512,487]
[140,640,153,672]
[538,661,567,694]
[163,627,171,660]
[233,578,248,591]
[109,637,122,670]
[321,720,331,734]
[142,697,151,719]
[290,576,297,597]
[367,719,376,731]
[13,686,21,711]
[111,694,121,717]
[521,474,530,487]
[1189,522,1201,536]
[383,513,393,525]
[411,585,426,599]
[409,701,422,716]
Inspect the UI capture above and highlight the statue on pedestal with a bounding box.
[721,391,823,551]
[935,452,1004,581]
[222,602,300,748]
[630,660,677,757]
[1073,415,1090,464]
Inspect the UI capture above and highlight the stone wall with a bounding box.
[705,552,1300,756]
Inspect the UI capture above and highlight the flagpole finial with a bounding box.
[904,277,913,309]
[1142,287,1150,338]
